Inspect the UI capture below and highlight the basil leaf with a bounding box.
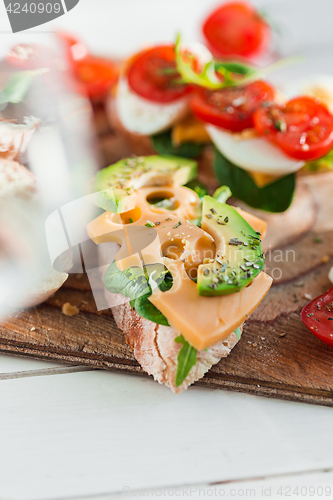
[0,68,48,105]
[134,293,170,326]
[175,335,197,387]
[213,148,296,213]
[185,179,208,199]
[151,129,204,158]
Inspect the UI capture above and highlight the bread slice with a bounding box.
[112,294,240,393]
[98,243,240,392]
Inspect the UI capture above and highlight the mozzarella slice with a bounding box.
[115,77,189,136]
[283,74,333,113]
[206,124,305,176]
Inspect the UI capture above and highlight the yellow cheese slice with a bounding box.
[87,185,271,349]
[149,260,272,350]
[172,115,211,146]
[248,171,281,188]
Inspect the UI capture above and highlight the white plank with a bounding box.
[1,370,333,500]
[0,353,67,374]
[80,470,333,500]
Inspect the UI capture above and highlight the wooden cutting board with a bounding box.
[1,229,333,406]
[2,102,333,406]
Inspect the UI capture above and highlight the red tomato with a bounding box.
[301,287,333,347]
[73,56,119,100]
[202,1,270,58]
[190,80,275,132]
[56,31,88,62]
[127,45,188,103]
[253,97,333,161]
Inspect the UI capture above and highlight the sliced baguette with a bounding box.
[112,295,240,393]
[98,243,240,392]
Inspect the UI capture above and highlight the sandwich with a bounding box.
[87,155,272,392]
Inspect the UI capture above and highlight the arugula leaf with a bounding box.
[213,148,296,213]
[104,261,172,325]
[305,149,333,172]
[213,185,232,204]
[185,179,208,200]
[175,335,197,387]
[134,293,170,326]
[214,61,256,77]
[175,34,223,90]
[175,33,301,91]
[0,68,48,105]
[103,261,150,300]
[151,129,204,158]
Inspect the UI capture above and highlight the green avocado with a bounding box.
[93,155,197,213]
[197,196,264,296]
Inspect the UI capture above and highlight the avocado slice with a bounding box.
[197,196,264,296]
[94,155,197,213]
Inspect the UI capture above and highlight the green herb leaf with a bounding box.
[185,179,208,200]
[151,129,204,158]
[213,185,232,204]
[175,34,223,90]
[104,261,172,325]
[0,68,48,105]
[235,327,242,340]
[134,293,170,326]
[213,148,296,213]
[175,335,197,387]
[175,33,301,91]
[103,261,150,300]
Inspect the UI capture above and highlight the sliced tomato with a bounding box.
[73,56,119,100]
[254,97,333,160]
[301,287,333,347]
[190,80,275,132]
[127,45,188,103]
[202,1,270,58]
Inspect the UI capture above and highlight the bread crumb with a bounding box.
[322,255,330,264]
[62,302,79,316]
[304,293,312,300]
[30,327,36,331]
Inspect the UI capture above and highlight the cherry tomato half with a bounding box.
[190,80,275,132]
[301,287,333,347]
[73,56,119,100]
[202,1,270,58]
[127,45,188,104]
[253,97,333,161]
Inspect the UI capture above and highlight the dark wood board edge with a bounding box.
[1,342,333,407]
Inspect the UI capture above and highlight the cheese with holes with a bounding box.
[87,185,271,349]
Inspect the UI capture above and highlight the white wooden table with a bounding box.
[1,353,333,500]
[1,0,333,498]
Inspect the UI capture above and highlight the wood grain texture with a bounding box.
[1,252,333,407]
